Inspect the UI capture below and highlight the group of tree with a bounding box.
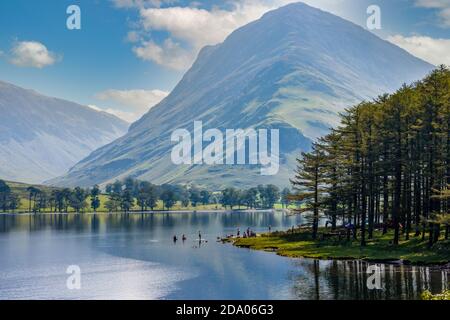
[24,185,99,213]
[103,179,215,212]
[1,179,289,214]
[291,66,450,246]
[0,180,20,212]
[220,185,287,209]
[0,180,97,214]
[103,178,287,211]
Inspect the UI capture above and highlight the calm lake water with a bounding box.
[0,211,448,300]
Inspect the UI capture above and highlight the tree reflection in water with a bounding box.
[289,259,449,300]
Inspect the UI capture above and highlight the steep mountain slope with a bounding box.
[52,2,433,189]
[0,81,128,183]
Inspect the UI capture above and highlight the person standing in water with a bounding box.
[173,235,178,243]
[198,231,202,241]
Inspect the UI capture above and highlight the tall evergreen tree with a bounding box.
[291,146,327,239]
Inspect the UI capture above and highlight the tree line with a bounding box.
[220,185,289,209]
[291,66,450,246]
[19,184,100,213]
[103,178,287,212]
[102,179,219,212]
[0,178,290,213]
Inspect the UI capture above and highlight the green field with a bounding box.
[232,228,450,265]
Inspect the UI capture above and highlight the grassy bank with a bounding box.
[232,228,450,265]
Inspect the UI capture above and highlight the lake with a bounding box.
[0,211,448,300]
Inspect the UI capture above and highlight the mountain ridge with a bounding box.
[50,2,433,189]
[0,80,129,183]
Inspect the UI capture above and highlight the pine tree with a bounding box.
[291,145,327,239]
[290,67,450,246]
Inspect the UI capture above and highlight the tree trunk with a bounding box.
[312,165,319,240]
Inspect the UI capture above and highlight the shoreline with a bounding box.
[0,209,280,216]
[226,229,450,267]
[235,244,450,268]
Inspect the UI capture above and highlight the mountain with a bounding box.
[0,81,128,184]
[51,2,433,189]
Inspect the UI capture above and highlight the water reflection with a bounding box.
[0,212,295,234]
[290,259,449,300]
[0,212,448,300]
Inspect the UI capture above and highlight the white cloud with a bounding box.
[96,88,169,109]
[387,35,450,66]
[139,4,268,48]
[94,88,169,121]
[133,3,272,69]
[10,41,59,68]
[142,0,352,48]
[133,39,194,70]
[122,0,352,70]
[415,0,450,27]
[88,105,136,123]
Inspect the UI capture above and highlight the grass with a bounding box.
[421,290,450,300]
[273,203,298,209]
[233,228,450,265]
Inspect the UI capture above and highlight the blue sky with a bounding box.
[0,0,449,122]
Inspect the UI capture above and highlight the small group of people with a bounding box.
[232,227,256,238]
[173,231,205,243]
[244,227,257,238]
[173,234,187,243]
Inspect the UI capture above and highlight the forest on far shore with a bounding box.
[0,178,291,214]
